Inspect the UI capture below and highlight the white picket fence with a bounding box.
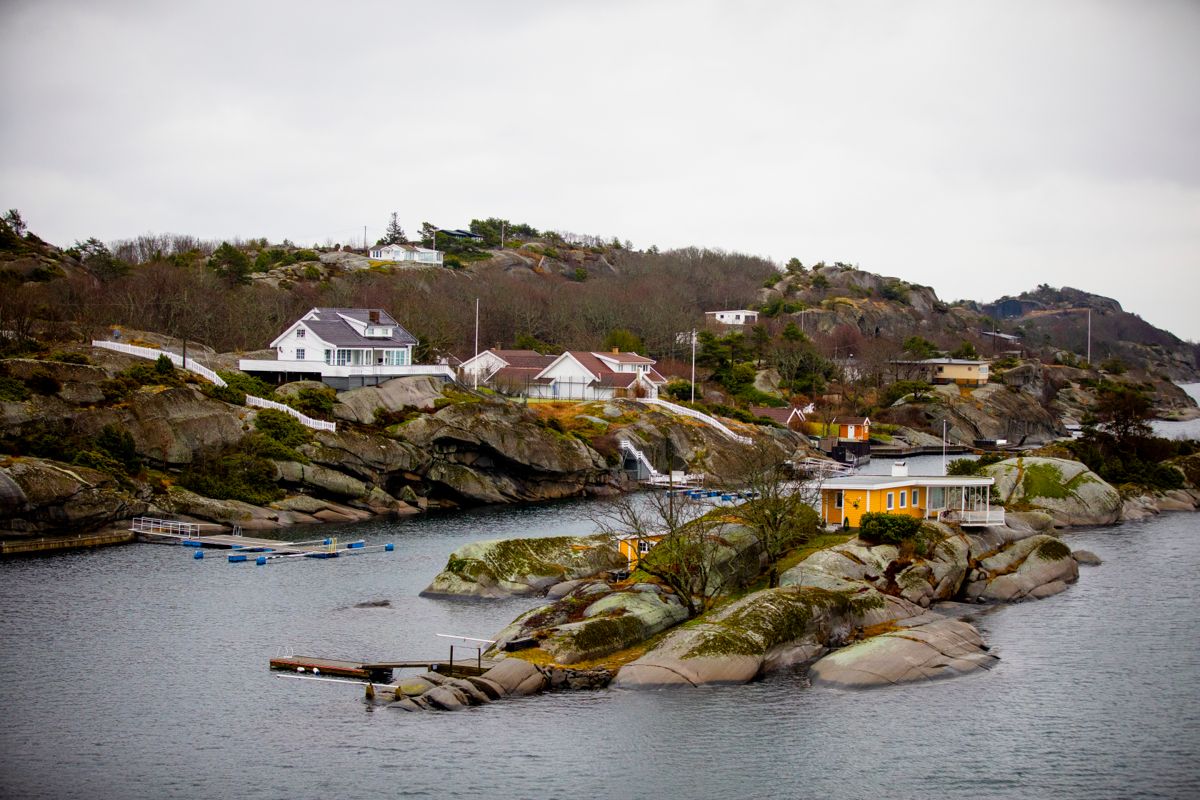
[92,340,227,386]
[642,397,753,444]
[245,395,337,432]
[91,339,336,433]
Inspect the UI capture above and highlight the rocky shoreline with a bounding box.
[410,457,1200,704]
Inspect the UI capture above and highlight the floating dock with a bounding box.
[130,517,394,565]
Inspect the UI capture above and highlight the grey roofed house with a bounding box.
[288,307,418,348]
[237,306,452,390]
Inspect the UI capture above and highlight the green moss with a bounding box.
[684,588,860,658]
[1022,462,1069,499]
[1035,538,1071,561]
[568,615,643,656]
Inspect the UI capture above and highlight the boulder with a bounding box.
[318,250,371,270]
[422,685,468,711]
[162,486,282,529]
[481,659,547,697]
[393,676,437,697]
[965,535,1079,602]
[332,376,450,424]
[613,586,922,689]
[274,380,328,400]
[984,457,1121,527]
[274,460,369,500]
[1072,549,1103,566]
[0,457,148,534]
[420,534,627,598]
[536,587,689,664]
[808,617,998,689]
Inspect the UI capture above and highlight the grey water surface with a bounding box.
[2,490,1199,799]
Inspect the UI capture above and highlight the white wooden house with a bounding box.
[368,243,443,266]
[705,309,759,327]
[459,348,667,400]
[238,307,454,389]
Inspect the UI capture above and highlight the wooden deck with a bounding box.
[270,655,500,681]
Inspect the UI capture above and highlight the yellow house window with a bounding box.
[886,492,894,510]
[899,491,907,509]
[834,491,844,509]
[912,488,919,506]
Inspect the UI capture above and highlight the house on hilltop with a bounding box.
[705,309,760,328]
[368,243,443,265]
[459,347,667,400]
[238,307,455,390]
[750,405,808,431]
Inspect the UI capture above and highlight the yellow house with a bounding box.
[832,416,871,442]
[819,464,1000,528]
[615,532,668,570]
[920,358,990,386]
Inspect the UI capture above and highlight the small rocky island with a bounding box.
[407,455,1199,708]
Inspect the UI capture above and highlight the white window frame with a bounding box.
[295,348,305,360]
[834,491,843,509]
[912,488,919,506]
[295,328,306,339]
[899,491,907,509]
[886,492,894,510]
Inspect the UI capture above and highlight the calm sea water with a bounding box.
[2,465,1199,798]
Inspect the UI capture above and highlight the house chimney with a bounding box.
[891,460,909,477]
[612,347,619,354]
[369,310,380,323]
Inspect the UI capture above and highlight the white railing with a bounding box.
[947,509,1006,526]
[92,339,336,433]
[791,457,854,477]
[641,398,753,444]
[245,395,337,432]
[619,439,661,478]
[92,340,227,387]
[130,517,200,537]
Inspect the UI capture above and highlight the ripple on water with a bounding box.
[1,505,1199,799]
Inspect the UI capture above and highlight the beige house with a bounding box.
[918,358,990,386]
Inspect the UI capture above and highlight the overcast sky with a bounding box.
[2,0,1197,339]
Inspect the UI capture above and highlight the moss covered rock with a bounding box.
[808,617,998,689]
[421,534,626,598]
[984,456,1121,527]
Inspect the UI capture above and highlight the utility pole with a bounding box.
[942,419,948,476]
[1084,309,1094,367]
[690,329,697,403]
[473,298,480,390]
[363,225,367,251]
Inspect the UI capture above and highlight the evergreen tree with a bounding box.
[380,212,406,245]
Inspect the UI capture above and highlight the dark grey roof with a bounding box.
[299,308,417,347]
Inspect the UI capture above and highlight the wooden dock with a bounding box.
[270,655,500,682]
[870,444,970,457]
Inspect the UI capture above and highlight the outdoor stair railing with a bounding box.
[92,339,336,433]
[618,439,661,478]
[642,397,753,444]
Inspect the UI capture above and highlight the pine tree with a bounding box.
[381,213,406,245]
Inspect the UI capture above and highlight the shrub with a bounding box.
[253,408,311,447]
[859,512,921,543]
[663,379,697,402]
[302,265,321,280]
[92,424,141,474]
[0,376,30,401]
[288,386,336,420]
[218,371,276,399]
[573,267,588,282]
[47,351,90,365]
[180,452,283,505]
[154,354,174,375]
[201,383,247,405]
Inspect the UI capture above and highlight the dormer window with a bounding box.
[365,326,392,338]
